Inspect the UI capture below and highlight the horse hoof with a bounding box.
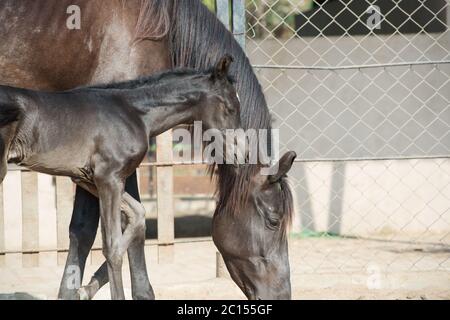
[77,287,90,300]
[133,293,156,300]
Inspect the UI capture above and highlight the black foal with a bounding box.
[0,55,240,299]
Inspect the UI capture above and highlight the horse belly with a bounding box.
[20,135,95,179]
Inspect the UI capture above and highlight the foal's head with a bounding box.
[194,54,241,132]
[181,54,242,163]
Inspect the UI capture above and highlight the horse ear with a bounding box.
[213,54,234,79]
[268,151,297,183]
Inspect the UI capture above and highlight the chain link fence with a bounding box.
[244,0,450,286]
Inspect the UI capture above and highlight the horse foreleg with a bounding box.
[58,186,99,300]
[97,176,126,300]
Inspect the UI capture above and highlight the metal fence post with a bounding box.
[21,171,39,267]
[156,131,175,263]
[217,0,230,28]
[232,0,246,49]
[217,0,245,48]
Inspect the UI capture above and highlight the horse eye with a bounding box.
[266,210,281,230]
[255,195,281,230]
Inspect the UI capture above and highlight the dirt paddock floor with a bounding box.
[1,237,449,300]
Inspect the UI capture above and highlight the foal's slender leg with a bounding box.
[94,174,153,300]
[78,202,147,299]
[58,186,100,300]
[122,174,154,300]
[75,175,153,300]
[88,174,153,300]
[97,176,126,300]
[58,173,153,300]
[73,180,150,300]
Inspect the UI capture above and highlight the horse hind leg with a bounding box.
[123,173,154,300]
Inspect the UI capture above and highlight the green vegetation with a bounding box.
[203,0,316,39]
[290,229,341,239]
[202,0,216,12]
[247,0,314,38]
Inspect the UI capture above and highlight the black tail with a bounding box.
[0,103,22,127]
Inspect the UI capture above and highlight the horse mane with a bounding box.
[279,178,294,238]
[168,0,275,215]
[133,0,172,42]
[168,0,282,215]
[136,0,293,230]
[81,68,203,91]
[79,64,234,91]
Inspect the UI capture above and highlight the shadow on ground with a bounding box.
[0,293,42,300]
[145,215,212,239]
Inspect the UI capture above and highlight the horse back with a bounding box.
[15,89,147,179]
[0,0,168,91]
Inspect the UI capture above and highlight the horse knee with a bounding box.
[122,196,146,235]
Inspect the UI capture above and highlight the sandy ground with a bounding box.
[1,237,449,300]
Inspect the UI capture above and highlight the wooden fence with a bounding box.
[0,169,75,267]
[0,0,244,269]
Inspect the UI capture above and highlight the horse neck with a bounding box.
[130,84,204,137]
[141,101,197,137]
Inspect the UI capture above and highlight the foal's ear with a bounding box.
[213,54,234,80]
[268,151,297,183]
